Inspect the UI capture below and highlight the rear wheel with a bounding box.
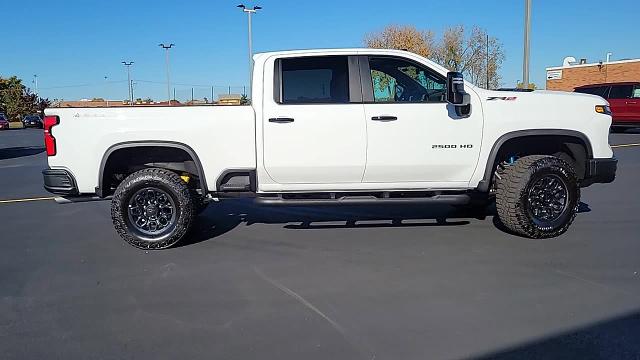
[111,168,196,249]
[495,155,579,238]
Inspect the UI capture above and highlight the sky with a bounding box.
[2,0,639,101]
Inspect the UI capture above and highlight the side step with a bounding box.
[255,194,470,206]
[55,195,111,204]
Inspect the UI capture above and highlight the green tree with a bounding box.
[0,76,50,121]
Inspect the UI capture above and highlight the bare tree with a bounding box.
[364,24,505,89]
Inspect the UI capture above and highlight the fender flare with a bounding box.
[97,141,208,197]
[476,129,593,192]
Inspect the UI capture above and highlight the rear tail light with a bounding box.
[43,115,59,156]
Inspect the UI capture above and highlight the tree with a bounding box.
[364,24,505,89]
[364,25,435,58]
[0,76,50,121]
[516,82,537,90]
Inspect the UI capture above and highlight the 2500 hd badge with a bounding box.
[432,144,474,149]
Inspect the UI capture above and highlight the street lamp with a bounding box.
[122,61,134,106]
[33,75,38,96]
[159,43,175,105]
[104,76,110,107]
[522,0,532,88]
[237,4,261,99]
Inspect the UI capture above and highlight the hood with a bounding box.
[476,88,609,106]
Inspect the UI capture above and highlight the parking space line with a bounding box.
[612,143,640,148]
[0,197,55,204]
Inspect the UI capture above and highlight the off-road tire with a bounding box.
[495,155,579,238]
[111,168,196,249]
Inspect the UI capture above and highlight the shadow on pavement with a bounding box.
[473,310,640,360]
[183,199,593,247]
[183,199,484,246]
[0,146,45,160]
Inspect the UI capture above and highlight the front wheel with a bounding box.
[495,155,579,238]
[111,168,196,249]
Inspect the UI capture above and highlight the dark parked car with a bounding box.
[575,82,640,131]
[22,114,43,128]
[0,113,10,130]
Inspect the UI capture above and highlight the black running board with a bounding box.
[255,194,470,206]
[55,195,111,204]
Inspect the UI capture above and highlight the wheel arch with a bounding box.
[477,129,593,192]
[98,141,208,197]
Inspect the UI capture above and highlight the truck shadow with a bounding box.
[0,146,45,160]
[183,199,594,247]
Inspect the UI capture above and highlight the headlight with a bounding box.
[595,105,611,115]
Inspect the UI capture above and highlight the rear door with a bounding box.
[261,55,367,184]
[608,84,634,123]
[627,85,640,123]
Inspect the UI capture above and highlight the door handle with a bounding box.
[269,117,295,123]
[626,101,637,105]
[371,115,398,121]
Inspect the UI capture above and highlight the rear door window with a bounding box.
[279,56,350,104]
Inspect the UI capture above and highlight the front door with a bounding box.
[627,85,640,122]
[608,84,634,122]
[262,55,367,184]
[361,56,483,184]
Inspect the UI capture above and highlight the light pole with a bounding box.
[33,75,38,96]
[522,0,532,88]
[122,61,134,106]
[104,76,110,107]
[237,4,261,99]
[159,43,175,105]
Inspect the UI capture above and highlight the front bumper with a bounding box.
[43,169,79,195]
[582,157,617,186]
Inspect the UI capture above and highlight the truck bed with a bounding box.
[44,106,256,193]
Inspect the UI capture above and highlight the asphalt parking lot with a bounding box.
[1,128,640,360]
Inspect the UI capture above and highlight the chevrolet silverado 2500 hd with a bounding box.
[42,49,617,249]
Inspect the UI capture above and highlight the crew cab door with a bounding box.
[262,55,366,184]
[360,56,483,184]
[608,84,634,122]
[628,85,640,122]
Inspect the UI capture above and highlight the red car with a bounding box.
[575,82,640,131]
[0,113,10,130]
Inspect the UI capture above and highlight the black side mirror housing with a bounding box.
[446,72,472,117]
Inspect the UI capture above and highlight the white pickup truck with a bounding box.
[43,48,617,249]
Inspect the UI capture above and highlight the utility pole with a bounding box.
[237,4,261,99]
[486,34,490,89]
[122,61,134,106]
[159,43,175,105]
[522,0,532,88]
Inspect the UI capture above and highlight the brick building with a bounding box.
[545,58,640,92]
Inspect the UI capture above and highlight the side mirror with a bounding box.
[446,72,472,117]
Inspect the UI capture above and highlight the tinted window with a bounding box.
[608,85,633,99]
[280,56,349,104]
[369,57,446,103]
[575,86,609,97]
[632,85,640,98]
